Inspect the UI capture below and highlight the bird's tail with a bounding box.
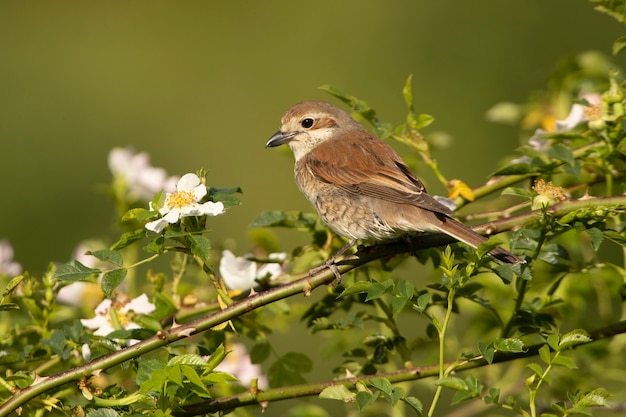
[436,216,525,264]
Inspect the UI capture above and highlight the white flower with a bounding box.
[145,173,225,233]
[219,250,286,291]
[81,293,156,338]
[555,93,602,131]
[0,239,22,277]
[108,147,178,202]
[215,343,267,388]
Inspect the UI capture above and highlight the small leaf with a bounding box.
[190,235,212,264]
[538,344,552,365]
[87,249,123,266]
[101,269,127,298]
[551,355,577,369]
[435,376,467,391]
[3,275,25,297]
[110,229,146,251]
[355,391,376,410]
[250,342,271,364]
[494,338,525,353]
[54,260,100,282]
[319,385,354,401]
[339,281,371,298]
[168,354,209,367]
[526,362,544,377]
[365,279,393,301]
[586,227,604,251]
[369,377,393,396]
[559,330,591,350]
[402,396,423,415]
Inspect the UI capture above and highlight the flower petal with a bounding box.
[220,250,257,291]
[122,293,156,314]
[177,173,201,191]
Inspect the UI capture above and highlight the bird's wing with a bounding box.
[305,134,453,216]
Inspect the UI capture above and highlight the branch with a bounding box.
[176,320,626,416]
[1,195,624,415]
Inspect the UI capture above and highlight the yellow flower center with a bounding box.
[167,190,195,209]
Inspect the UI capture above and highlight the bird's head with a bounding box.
[265,101,360,160]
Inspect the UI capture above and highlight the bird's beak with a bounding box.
[266,130,296,148]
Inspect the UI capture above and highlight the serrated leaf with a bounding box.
[168,354,209,367]
[548,143,575,166]
[494,338,525,353]
[319,385,354,401]
[87,249,123,266]
[110,229,146,251]
[85,409,120,417]
[551,355,577,369]
[181,364,211,397]
[101,269,127,298]
[365,279,393,301]
[190,234,212,264]
[538,344,552,364]
[339,281,371,298]
[559,330,591,350]
[586,227,604,251]
[402,396,423,414]
[356,391,376,410]
[369,377,393,396]
[3,275,25,297]
[414,292,432,313]
[435,376,467,391]
[577,389,610,407]
[107,328,155,340]
[526,362,544,377]
[54,260,100,282]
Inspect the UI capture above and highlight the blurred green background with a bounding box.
[1,0,625,273]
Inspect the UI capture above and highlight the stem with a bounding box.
[427,287,456,417]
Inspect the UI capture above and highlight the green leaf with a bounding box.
[402,396,423,415]
[526,362,544,377]
[54,260,100,282]
[369,377,393,397]
[110,229,146,251]
[365,279,394,301]
[355,391,376,410]
[402,74,414,109]
[339,281,371,298]
[168,354,209,367]
[548,143,575,165]
[551,355,577,369]
[2,274,25,297]
[205,344,227,371]
[281,352,313,373]
[435,376,467,391]
[121,207,152,223]
[585,227,604,251]
[101,268,127,298]
[538,344,552,365]
[136,359,166,387]
[494,338,525,353]
[85,409,120,417]
[106,328,156,340]
[190,234,212,264]
[478,341,495,364]
[414,292,432,313]
[250,342,271,364]
[181,364,211,397]
[87,249,123,266]
[319,385,354,401]
[559,329,591,350]
[576,388,610,407]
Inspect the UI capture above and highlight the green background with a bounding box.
[1,1,624,272]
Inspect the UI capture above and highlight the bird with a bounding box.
[265,100,524,265]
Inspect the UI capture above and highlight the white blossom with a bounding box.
[108,147,178,201]
[145,173,225,233]
[0,239,22,277]
[215,343,267,388]
[219,250,286,291]
[81,293,156,339]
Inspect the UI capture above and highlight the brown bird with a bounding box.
[266,100,524,265]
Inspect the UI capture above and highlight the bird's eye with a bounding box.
[300,118,314,128]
